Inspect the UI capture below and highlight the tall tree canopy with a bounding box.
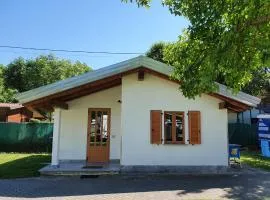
[146,42,269,97]
[4,54,91,93]
[146,42,167,63]
[0,55,91,102]
[0,65,17,102]
[125,0,270,98]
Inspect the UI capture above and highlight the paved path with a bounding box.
[0,174,270,200]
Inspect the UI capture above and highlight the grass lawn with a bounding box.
[241,151,270,171]
[0,153,51,179]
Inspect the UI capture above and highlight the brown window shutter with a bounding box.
[188,111,201,144]
[150,110,162,144]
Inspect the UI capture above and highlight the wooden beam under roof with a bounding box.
[210,93,250,112]
[51,100,69,110]
[23,74,122,107]
[218,101,249,112]
[22,67,255,112]
[137,69,145,81]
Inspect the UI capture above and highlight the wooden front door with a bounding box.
[87,108,110,163]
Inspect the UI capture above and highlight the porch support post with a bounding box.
[51,107,61,167]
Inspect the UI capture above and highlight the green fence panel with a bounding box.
[228,123,258,147]
[0,122,53,153]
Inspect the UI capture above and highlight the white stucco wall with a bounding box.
[58,86,121,161]
[57,72,229,166]
[121,73,228,166]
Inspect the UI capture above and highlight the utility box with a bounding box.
[257,114,270,157]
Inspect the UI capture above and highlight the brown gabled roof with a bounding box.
[16,56,261,112]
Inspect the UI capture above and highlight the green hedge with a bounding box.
[0,122,53,153]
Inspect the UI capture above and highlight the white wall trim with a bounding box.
[51,108,61,166]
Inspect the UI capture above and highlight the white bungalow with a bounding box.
[17,56,260,175]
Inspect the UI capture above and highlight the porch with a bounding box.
[39,161,120,176]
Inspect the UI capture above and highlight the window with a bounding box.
[164,111,185,144]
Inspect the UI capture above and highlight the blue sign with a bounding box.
[258,118,270,140]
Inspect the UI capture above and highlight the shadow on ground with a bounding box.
[0,154,51,179]
[0,174,269,199]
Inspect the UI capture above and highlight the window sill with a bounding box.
[164,141,186,145]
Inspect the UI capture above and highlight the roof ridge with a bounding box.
[17,56,145,99]
[16,55,261,107]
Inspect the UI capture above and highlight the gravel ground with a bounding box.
[0,173,270,200]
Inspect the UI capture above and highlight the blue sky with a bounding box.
[0,0,189,69]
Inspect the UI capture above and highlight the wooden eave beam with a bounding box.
[23,67,178,108]
[50,100,68,110]
[219,101,248,112]
[33,104,54,112]
[219,102,227,109]
[22,66,252,113]
[137,69,145,81]
[121,66,180,84]
[61,78,121,102]
[227,106,244,112]
[27,78,121,110]
[23,75,121,107]
[210,93,250,110]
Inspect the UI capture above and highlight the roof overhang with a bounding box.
[16,56,261,112]
[8,107,33,118]
[0,106,33,118]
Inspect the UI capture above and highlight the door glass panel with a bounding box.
[102,112,108,146]
[165,113,172,141]
[90,111,96,146]
[176,114,183,141]
[89,110,109,147]
[96,111,102,146]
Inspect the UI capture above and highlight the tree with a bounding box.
[242,68,270,96]
[125,0,270,98]
[4,54,91,93]
[0,65,17,102]
[146,42,269,96]
[146,42,167,63]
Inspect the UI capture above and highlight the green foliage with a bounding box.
[0,65,17,102]
[146,42,167,63]
[127,0,270,98]
[122,0,151,7]
[146,41,269,96]
[242,68,270,96]
[4,54,91,93]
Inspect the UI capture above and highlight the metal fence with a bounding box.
[0,122,258,152]
[0,122,53,153]
[228,123,258,147]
